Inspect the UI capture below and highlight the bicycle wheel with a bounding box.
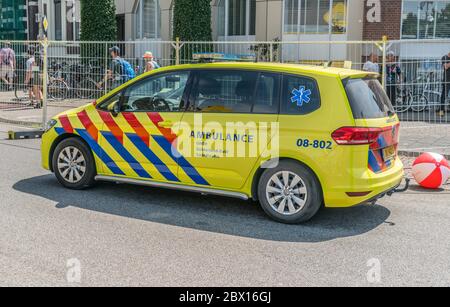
[76,79,98,100]
[394,92,412,113]
[14,84,29,102]
[48,79,69,101]
[411,94,428,112]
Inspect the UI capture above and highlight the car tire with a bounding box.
[52,137,97,190]
[258,161,323,224]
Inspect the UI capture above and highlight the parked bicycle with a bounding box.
[410,71,449,112]
[47,61,70,100]
[393,83,427,114]
[75,63,109,99]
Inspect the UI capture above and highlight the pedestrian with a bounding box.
[24,46,42,109]
[438,51,450,117]
[363,53,380,74]
[97,46,136,90]
[386,51,402,105]
[0,41,16,90]
[143,51,160,73]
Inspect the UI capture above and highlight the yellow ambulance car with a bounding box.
[41,62,405,224]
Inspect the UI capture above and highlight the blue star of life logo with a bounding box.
[291,86,312,107]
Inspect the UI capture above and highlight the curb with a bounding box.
[399,150,450,160]
[0,116,41,128]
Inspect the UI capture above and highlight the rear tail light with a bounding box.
[331,127,383,145]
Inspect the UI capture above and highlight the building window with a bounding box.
[54,0,62,40]
[66,0,81,41]
[218,0,256,37]
[402,0,450,39]
[135,0,161,39]
[283,0,347,34]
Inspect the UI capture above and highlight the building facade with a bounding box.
[114,0,365,42]
[7,0,449,63]
[0,0,27,40]
[18,0,450,43]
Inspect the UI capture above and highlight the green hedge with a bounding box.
[173,0,212,62]
[80,0,117,63]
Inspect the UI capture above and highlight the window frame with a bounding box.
[283,0,348,35]
[217,0,256,37]
[54,0,62,40]
[401,0,450,40]
[280,73,322,116]
[66,0,81,41]
[135,0,161,40]
[96,69,193,113]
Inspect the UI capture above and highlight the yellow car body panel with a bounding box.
[41,62,403,208]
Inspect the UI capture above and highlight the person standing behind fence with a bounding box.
[363,53,380,74]
[386,51,402,105]
[24,46,43,109]
[0,41,16,90]
[97,46,136,90]
[143,52,160,73]
[438,51,450,117]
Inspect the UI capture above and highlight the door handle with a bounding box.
[158,120,173,128]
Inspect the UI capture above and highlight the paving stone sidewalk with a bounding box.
[400,122,450,158]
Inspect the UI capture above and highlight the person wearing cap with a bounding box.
[386,51,402,106]
[0,41,16,90]
[143,51,160,73]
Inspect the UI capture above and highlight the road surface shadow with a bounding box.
[13,175,392,243]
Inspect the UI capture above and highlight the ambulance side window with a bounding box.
[253,72,280,114]
[190,70,280,114]
[121,71,190,112]
[281,75,321,115]
[191,70,258,114]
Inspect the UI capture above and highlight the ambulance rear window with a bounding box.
[344,78,395,119]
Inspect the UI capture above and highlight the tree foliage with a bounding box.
[173,0,212,41]
[80,0,117,63]
[173,0,213,63]
[80,0,117,41]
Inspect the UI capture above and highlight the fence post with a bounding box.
[175,37,180,65]
[41,39,49,130]
[381,35,388,89]
[269,43,273,62]
[104,42,109,95]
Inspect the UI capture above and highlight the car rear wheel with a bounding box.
[52,138,96,189]
[258,161,323,224]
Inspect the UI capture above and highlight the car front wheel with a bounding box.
[52,137,96,189]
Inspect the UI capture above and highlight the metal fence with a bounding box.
[0,39,449,132]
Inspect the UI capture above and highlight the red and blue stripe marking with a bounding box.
[56,112,209,186]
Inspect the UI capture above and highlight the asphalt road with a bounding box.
[0,133,450,287]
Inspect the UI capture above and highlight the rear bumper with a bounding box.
[324,157,405,208]
[354,177,410,206]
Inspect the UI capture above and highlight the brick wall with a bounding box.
[363,0,403,40]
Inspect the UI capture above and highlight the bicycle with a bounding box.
[75,63,111,100]
[393,84,413,113]
[13,75,29,102]
[392,83,427,113]
[47,62,70,100]
[409,71,449,112]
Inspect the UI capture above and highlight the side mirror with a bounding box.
[111,103,121,117]
[111,94,126,117]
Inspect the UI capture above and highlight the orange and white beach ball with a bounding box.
[412,153,450,189]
